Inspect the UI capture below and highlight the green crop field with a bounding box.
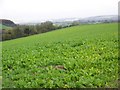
[0,24,12,30]
[2,23,118,88]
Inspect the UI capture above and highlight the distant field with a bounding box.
[0,24,12,30]
[2,23,118,88]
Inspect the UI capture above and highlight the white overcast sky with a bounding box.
[0,0,119,23]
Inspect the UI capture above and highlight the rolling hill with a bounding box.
[0,19,16,31]
[2,23,118,88]
[0,19,16,27]
[0,24,12,30]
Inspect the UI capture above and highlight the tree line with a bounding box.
[2,21,80,41]
[2,21,62,41]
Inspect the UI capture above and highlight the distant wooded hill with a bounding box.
[0,19,16,27]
